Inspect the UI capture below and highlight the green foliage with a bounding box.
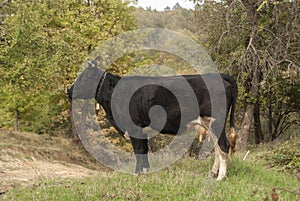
[110,8,197,76]
[135,8,194,34]
[0,0,136,134]
[260,140,300,177]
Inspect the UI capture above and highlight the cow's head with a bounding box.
[68,61,104,100]
[187,116,215,142]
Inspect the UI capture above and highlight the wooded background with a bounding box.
[0,0,299,150]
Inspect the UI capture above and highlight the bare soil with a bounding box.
[0,130,105,194]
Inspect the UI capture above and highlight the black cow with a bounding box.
[68,62,237,180]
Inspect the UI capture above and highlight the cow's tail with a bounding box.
[223,75,238,156]
[229,127,237,156]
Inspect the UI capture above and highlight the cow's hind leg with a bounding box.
[210,148,220,177]
[130,136,149,174]
[209,128,229,181]
[215,128,229,181]
[215,144,228,181]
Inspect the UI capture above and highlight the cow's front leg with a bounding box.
[130,136,149,174]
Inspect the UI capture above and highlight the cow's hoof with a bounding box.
[134,167,149,176]
[134,169,142,175]
[208,171,218,178]
[142,167,149,174]
[134,167,149,175]
[216,176,226,181]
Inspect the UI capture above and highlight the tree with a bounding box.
[164,6,171,11]
[173,3,182,10]
[192,0,299,148]
[0,0,136,134]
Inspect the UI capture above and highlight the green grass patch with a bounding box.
[251,137,300,178]
[2,158,299,201]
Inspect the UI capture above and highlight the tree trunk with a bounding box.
[254,101,264,144]
[238,104,254,150]
[237,1,260,151]
[70,105,80,143]
[14,109,19,132]
[267,94,273,142]
[237,69,261,150]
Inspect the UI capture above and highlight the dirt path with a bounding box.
[0,131,105,195]
[0,153,99,194]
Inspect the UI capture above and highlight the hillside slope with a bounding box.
[0,130,106,194]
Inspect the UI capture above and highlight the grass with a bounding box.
[1,130,299,200]
[251,138,300,177]
[2,157,299,201]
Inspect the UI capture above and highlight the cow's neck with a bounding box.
[96,72,120,122]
